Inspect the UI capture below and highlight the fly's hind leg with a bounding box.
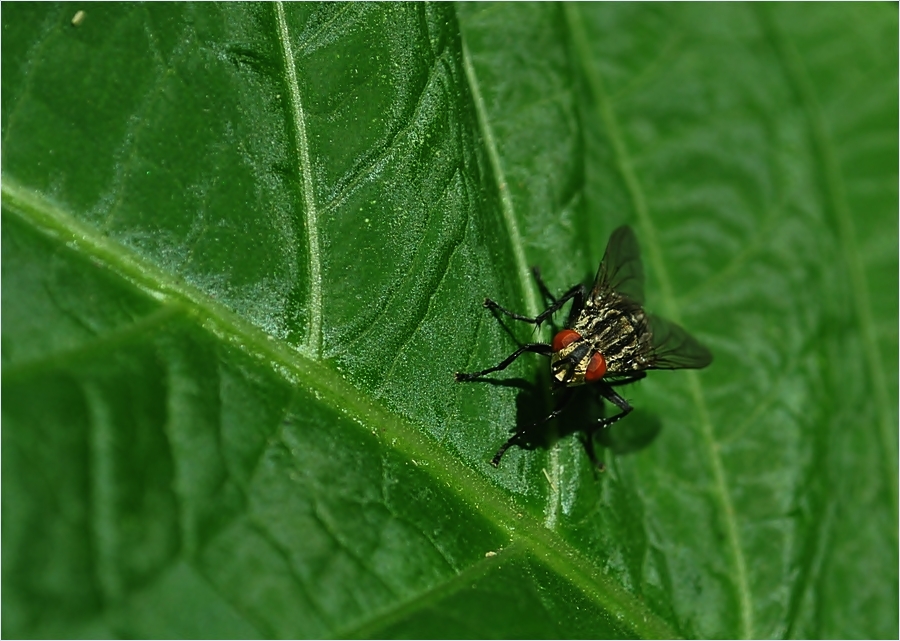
[581,427,605,472]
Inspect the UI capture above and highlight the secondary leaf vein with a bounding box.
[460,30,564,530]
[459,37,538,321]
[274,2,323,358]
[760,5,899,533]
[565,4,754,638]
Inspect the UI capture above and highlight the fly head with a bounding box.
[550,329,607,386]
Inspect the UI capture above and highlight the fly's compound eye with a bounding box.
[552,329,581,352]
[585,351,607,382]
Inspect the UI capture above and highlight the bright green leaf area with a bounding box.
[3,3,897,639]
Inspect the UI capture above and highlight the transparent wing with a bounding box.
[645,314,713,370]
[591,225,645,304]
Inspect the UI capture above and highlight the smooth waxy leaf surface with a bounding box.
[3,3,896,638]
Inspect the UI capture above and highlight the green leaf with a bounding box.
[3,3,896,638]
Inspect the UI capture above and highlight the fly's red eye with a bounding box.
[552,329,581,352]
[585,352,607,382]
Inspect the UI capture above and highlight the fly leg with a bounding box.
[484,283,585,328]
[531,267,557,305]
[594,376,644,429]
[582,373,646,469]
[456,278,577,382]
[581,429,603,471]
[455,343,552,381]
[491,387,576,467]
[531,268,587,329]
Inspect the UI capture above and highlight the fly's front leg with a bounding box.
[455,343,552,382]
[484,284,585,327]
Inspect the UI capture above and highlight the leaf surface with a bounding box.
[3,3,896,638]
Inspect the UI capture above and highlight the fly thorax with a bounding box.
[598,309,650,374]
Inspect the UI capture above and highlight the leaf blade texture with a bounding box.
[3,3,896,638]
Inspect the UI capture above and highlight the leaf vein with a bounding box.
[274,2,322,358]
[248,519,333,630]
[459,35,538,321]
[2,306,181,382]
[321,48,451,219]
[461,26,567,529]
[379,195,468,387]
[759,4,899,533]
[1,178,678,639]
[335,543,524,638]
[565,4,754,638]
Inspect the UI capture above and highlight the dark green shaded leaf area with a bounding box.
[2,3,897,639]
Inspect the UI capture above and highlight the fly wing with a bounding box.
[591,225,645,304]
[645,314,713,370]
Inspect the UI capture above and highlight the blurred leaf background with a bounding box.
[2,3,896,638]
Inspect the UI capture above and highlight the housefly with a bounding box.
[456,225,713,467]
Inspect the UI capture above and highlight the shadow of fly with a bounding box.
[456,225,713,467]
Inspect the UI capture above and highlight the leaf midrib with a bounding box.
[1,177,679,639]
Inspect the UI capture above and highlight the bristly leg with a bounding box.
[455,275,578,382]
[532,267,558,305]
[580,427,605,471]
[455,343,552,381]
[492,382,639,468]
[575,377,645,469]
[593,382,635,430]
[483,282,585,328]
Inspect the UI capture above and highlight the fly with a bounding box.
[456,225,713,467]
